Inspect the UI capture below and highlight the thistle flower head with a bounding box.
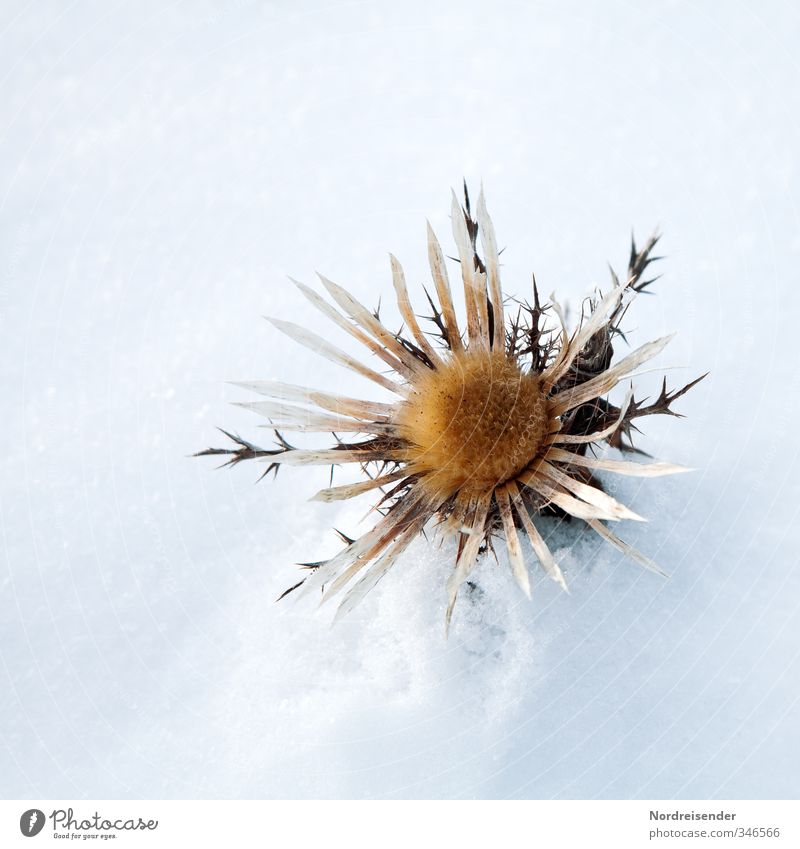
[395,349,550,501]
[199,186,705,631]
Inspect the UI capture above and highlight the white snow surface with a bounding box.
[2,0,799,799]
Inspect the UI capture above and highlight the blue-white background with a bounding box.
[2,0,798,799]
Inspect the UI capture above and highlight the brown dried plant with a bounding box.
[198,187,705,631]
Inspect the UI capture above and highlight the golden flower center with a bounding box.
[395,349,549,499]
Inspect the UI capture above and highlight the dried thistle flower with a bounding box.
[199,187,705,631]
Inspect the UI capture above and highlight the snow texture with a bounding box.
[1,0,799,799]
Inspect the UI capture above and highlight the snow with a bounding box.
[2,0,799,799]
